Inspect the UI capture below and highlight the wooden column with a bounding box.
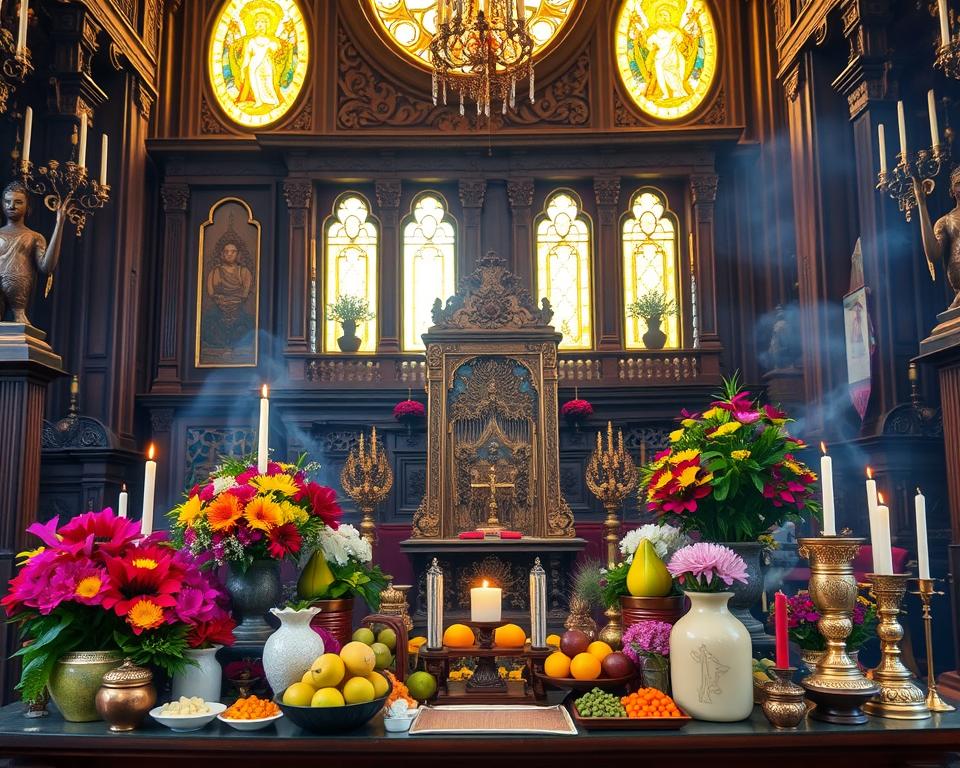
[153,183,190,392]
[690,174,721,350]
[458,178,486,274]
[507,178,535,290]
[375,180,402,353]
[283,179,313,354]
[593,176,622,350]
[0,327,64,703]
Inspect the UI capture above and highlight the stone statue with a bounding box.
[0,181,68,326]
[915,169,960,312]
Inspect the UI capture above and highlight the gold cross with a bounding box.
[470,467,515,533]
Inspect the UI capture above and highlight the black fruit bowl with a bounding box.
[275,683,391,734]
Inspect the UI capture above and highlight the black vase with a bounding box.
[641,315,668,350]
[337,319,362,352]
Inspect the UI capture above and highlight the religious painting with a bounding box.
[208,0,309,129]
[370,0,577,70]
[195,198,261,368]
[843,283,874,421]
[615,0,719,121]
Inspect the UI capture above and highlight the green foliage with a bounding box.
[324,561,391,611]
[325,295,375,324]
[114,625,191,677]
[626,290,677,320]
[572,558,604,609]
[600,563,629,609]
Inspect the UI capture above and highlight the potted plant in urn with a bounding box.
[3,509,233,722]
[326,294,375,353]
[627,289,677,350]
[564,559,603,640]
[639,375,820,649]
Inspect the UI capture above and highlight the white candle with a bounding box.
[100,134,108,185]
[915,488,930,580]
[21,106,32,170]
[16,0,27,55]
[940,0,950,47]
[928,90,940,148]
[819,442,836,536]
[870,493,893,575]
[118,483,128,519]
[897,100,908,158]
[257,384,269,473]
[878,123,887,174]
[866,467,878,524]
[141,445,157,536]
[77,112,87,168]
[470,580,501,623]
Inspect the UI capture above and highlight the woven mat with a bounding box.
[409,705,576,735]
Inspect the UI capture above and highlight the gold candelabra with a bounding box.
[586,421,638,649]
[797,536,879,725]
[340,427,393,549]
[862,573,930,719]
[430,0,535,117]
[876,146,950,222]
[0,28,30,115]
[915,578,957,712]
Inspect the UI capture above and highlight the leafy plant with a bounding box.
[325,295,375,324]
[600,563,629,609]
[627,290,677,321]
[572,558,603,609]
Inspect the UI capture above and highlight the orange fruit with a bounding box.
[569,652,602,681]
[587,640,613,662]
[494,623,526,648]
[546,633,561,648]
[543,651,572,678]
[442,623,476,648]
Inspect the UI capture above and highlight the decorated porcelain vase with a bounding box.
[171,645,223,704]
[669,591,753,722]
[262,607,324,697]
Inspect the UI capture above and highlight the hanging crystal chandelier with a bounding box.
[430,0,536,117]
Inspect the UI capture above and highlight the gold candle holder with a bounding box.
[761,667,807,729]
[340,427,393,549]
[862,573,929,719]
[797,537,879,724]
[915,578,956,712]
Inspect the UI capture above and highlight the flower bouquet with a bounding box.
[621,620,672,693]
[600,524,688,609]
[297,523,389,611]
[667,543,749,592]
[393,399,426,422]
[779,590,877,654]
[560,398,593,430]
[2,509,234,705]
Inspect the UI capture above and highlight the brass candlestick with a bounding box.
[935,34,960,80]
[340,427,393,549]
[915,578,956,713]
[876,147,950,223]
[586,422,637,649]
[863,573,929,719]
[0,28,31,115]
[797,537,879,724]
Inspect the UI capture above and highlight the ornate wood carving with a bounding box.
[783,64,802,102]
[690,174,719,205]
[160,182,189,212]
[282,180,312,211]
[289,98,314,131]
[614,89,644,127]
[200,96,228,135]
[498,49,590,128]
[506,179,534,209]
[375,180,402,210]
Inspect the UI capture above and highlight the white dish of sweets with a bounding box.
[150,697,226,732]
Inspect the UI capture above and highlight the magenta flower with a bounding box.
[733,410,761,424]
[621,620,671,664]
[393,400,426,420]
[667,543,748,592]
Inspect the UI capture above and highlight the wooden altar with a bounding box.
[402,252,585,626]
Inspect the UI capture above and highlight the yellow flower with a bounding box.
[127,598,165,632]
[74,575,102,599]
[669,448,700,465]
[16,546,45,564]
[681,418,698,428]
[131,558,158,570]
[653,471,674,491]
[669,428,685,443]
[676,465,701,488]
[176,495,203,528]
[702,407,723,420]
[709,422,742,438]
[280,501,308,525]
[244,497,283,532]
[783,459,805,475]
[731,450,751,461]
[250,474,300,498]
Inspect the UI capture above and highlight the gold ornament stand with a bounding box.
[915,578,957,712]
[341,427,393,549]
[798,537,879,724]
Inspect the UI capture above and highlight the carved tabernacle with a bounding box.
[410,252,574,540]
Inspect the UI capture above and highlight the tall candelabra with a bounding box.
[876,145,950,222]
[915,578,957,712]
[0,27,30,115]
[340,427,393,549]
[586,421,637,649]
[935,0,960,79]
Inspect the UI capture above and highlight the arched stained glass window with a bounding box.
[402,193,457,351]
[536,190,592,350]
[324,194,378,353]
[622,188,680,349]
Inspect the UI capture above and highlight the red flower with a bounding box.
[53,509,142,557]
[101,543,180,617]
[394,400,426,420]
[227,484,257,504]
[560,399,594,418]
[296,482,342,529]
[713,390,754,413]
[187,614,237,649]
[266,523,302,560]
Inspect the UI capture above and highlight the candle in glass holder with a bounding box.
[470,580,501,623]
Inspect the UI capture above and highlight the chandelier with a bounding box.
[430,0,536,117]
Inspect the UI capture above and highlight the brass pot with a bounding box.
[95,659,156,732]
[48,650,122,722]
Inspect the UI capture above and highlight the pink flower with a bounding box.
[667,543,748,592]
[621,620,671,663]
[560,399,594,418]
[733,410,761,424]
[393,400,426,420]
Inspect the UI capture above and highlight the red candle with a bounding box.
[774,591,789,669]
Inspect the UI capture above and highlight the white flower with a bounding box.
[213,476,237,496]
[619,524,690,563]
[318,524,372,566]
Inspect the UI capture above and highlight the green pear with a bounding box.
[297,550,335,600]
[626,539,673,597]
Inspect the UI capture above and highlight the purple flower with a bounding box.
[667,543,749,592]
[621,621,671,664]
[312,625,341,654]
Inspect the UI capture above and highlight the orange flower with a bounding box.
[127,598,165,633]
[244,497,283,532]
[207,493,243,532]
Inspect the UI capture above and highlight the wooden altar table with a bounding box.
[0,702,957,768]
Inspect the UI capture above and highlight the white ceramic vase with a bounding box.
[262,607,324,697]
[669,591,753,722]
[171,645,223,703]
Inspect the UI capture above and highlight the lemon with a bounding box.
[311,687,345,707]
[282,681,316,707]
[342,676,376,704]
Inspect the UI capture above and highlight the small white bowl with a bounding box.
[383,708,418,733]
[150,702,226,732]
[217,711,284,731]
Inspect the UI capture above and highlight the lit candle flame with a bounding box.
[482,579,489,588]
[820,441,827,455]
[917,487,922,495]
[866,466,873,480]
[147,443,156,461]
[121,482,127,492]
[877,491,885,505]
[261,384,269,398]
